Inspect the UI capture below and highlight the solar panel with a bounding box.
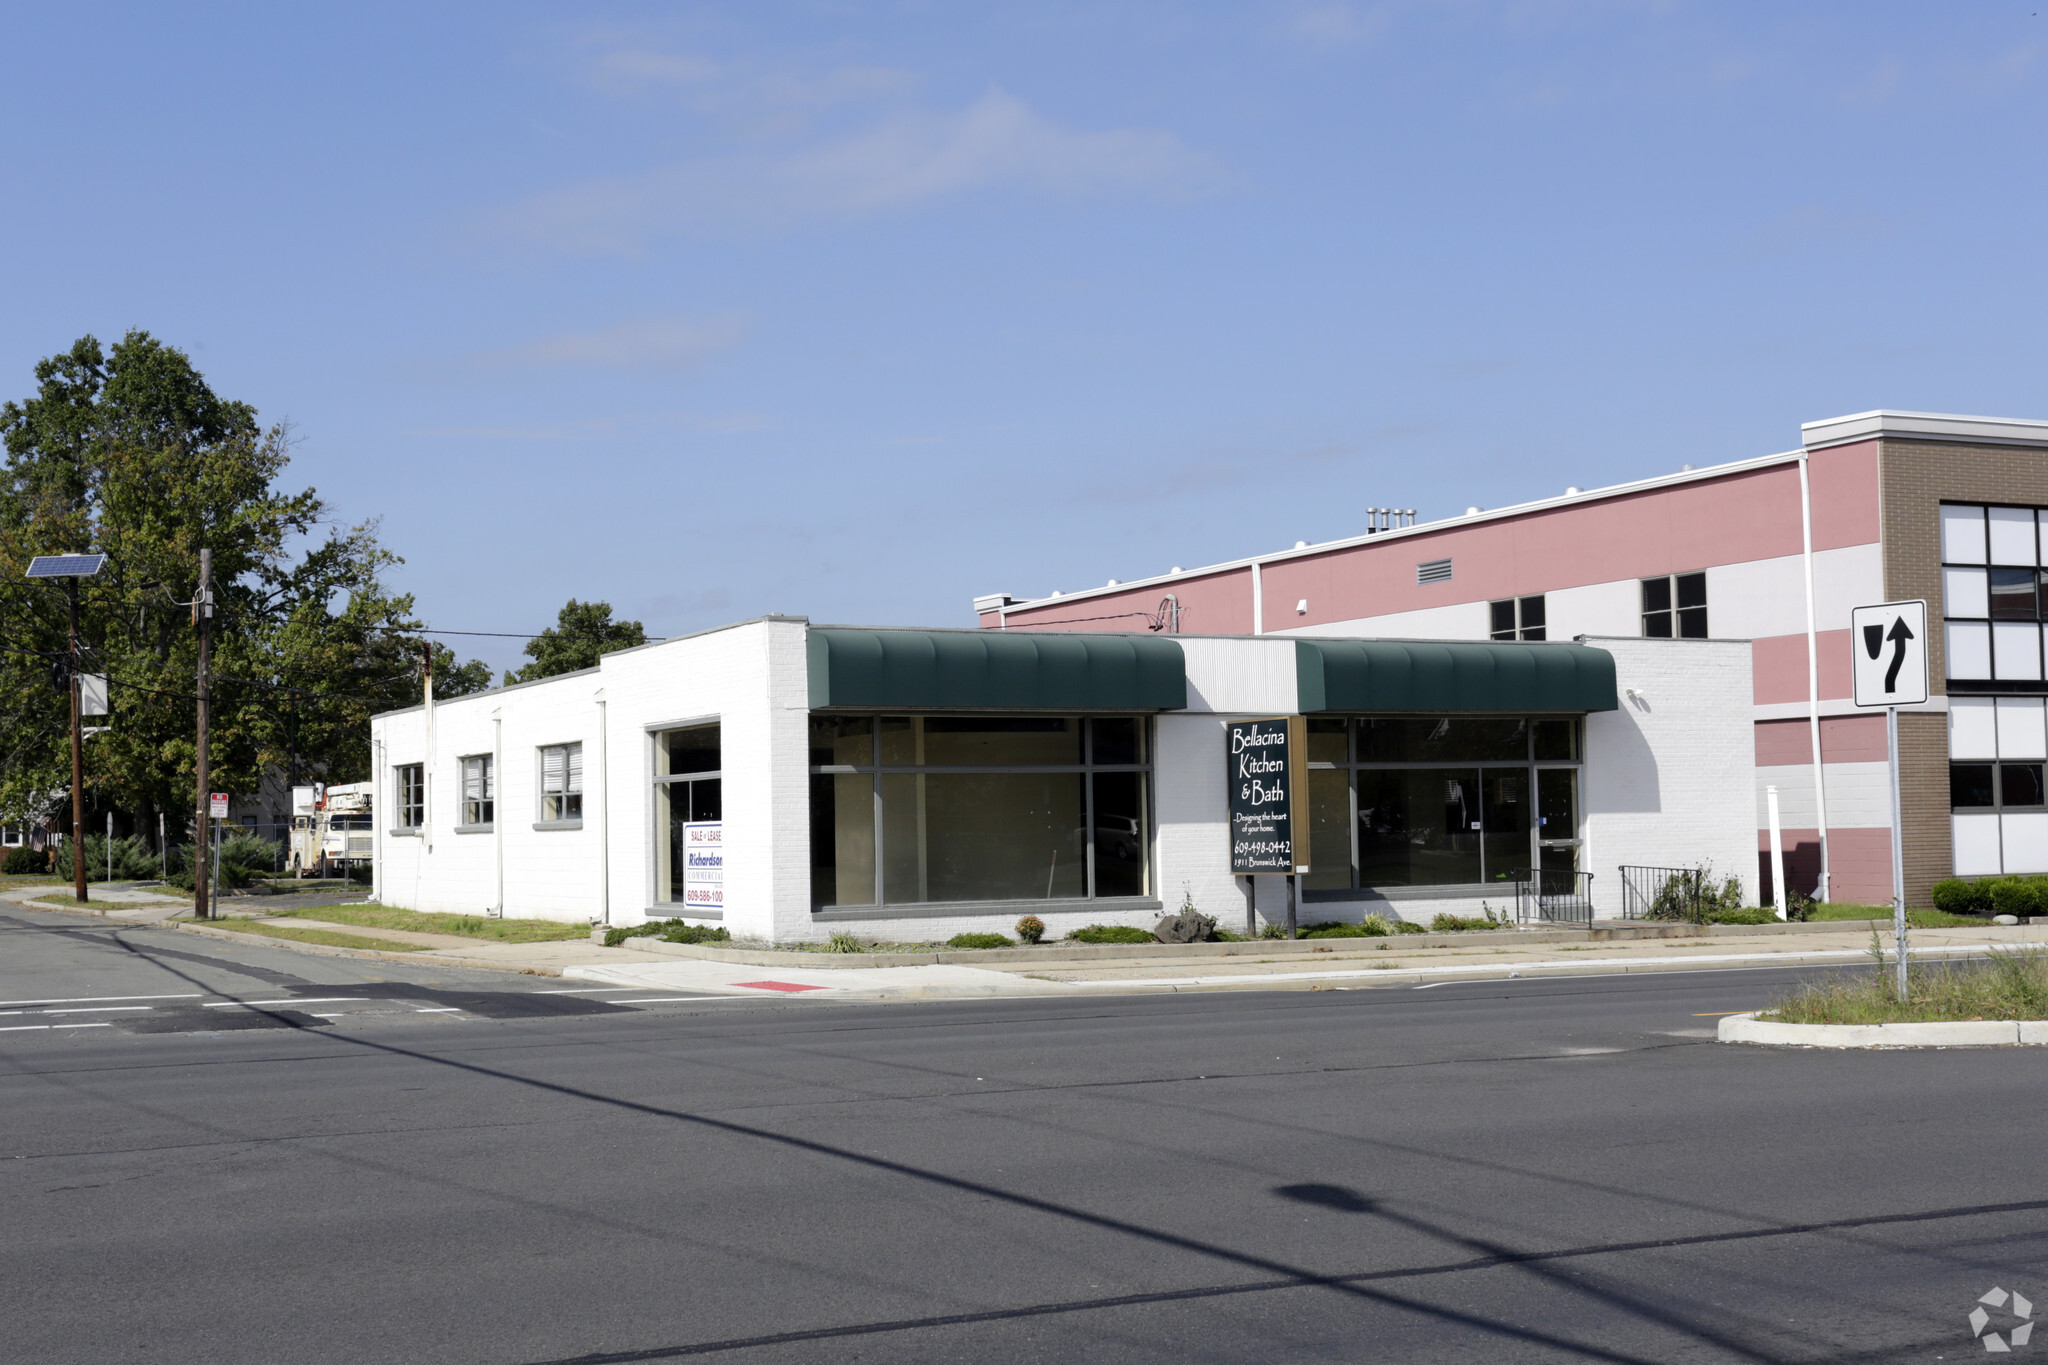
[24,554,107,578]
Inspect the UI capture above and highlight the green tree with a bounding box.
[0,330,487,837]
[504,599,647,684]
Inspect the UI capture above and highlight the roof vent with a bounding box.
[1294,540,1308,549]
[1170,566,1183,574]
[1680,464,1695,472]
[1564,486,1582,496]
[1416,558,1453,585]
[1465,506,1482,516]
[1050,590,1062,597]
[1107,579,1120,586]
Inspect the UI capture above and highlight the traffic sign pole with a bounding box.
[1851,598,1927,1004]
[1889,704,1908,1001]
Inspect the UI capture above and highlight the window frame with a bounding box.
[1940,502,2048,690]
[653,722,723,907]
[1640,572,1708,639]
[806,714,1155,911]
[458,753,494,829]
[394,763,424,829]
[1488,594,1547,642]
[537,742,583,825]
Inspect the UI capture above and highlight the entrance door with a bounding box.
[1535,767,1579,881]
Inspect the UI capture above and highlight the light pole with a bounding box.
[25,554,108,904]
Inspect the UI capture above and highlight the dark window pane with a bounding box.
[2001,764,2046,807]
[690,778,722,822]
[1356,768,1483,887]
[1989,567,2038,621]
[1537,767,1577,834]
[1643,611,1673,638]
[1307,717,1348,764]
[921,716,1081,766]
[1480,768,1529,884]
[1641,577,1672,613]
[1090,717,1142,766]
[1521,625,1547,641]
[1490,600,1516,638]
[1676,572,1707,610]
[1356,717,1527,762]
[879,716,917,765]
[663,724,721,775]
[1519,595,1546,630]
[1677,606,1709,638]
[1090,771,1148,898]
[809,716,873,766]
[1951,763,1996,809]
[888,772,1086,902]
[1533,719,1576,761]
[810,773,875,906]
[1303,767,1353,890]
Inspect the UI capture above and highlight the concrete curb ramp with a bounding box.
[1719,1012,2048,1048]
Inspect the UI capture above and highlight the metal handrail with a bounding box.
[1511,868,1595,927]
[1619,865,1713,923]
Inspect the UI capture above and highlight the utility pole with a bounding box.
[67,577,86,904]
[192,549,213,920]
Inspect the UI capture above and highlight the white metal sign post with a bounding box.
[1851,599,1929,1000]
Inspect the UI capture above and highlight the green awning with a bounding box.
[1295,639,1618,713]
[808,629,1187,711]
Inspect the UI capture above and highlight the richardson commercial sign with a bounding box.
[1226,716,1309,876]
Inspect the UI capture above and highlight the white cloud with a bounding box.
[499,88,1222,253]
[472,314,748,371]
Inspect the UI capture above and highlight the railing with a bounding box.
[1512,868,1595,927]
[1619,865,1714,923]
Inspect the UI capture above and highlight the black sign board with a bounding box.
[1226,716,1309,875]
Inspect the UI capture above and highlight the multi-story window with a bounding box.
[1949,696,2048,875]
[1489,595,1546,641]
[395,764,424,828]
[1641,573,1707,638]
[1940,503,2048,684]
[808,715,1151,908]
[460,755,493,827]
[1301,716,1581,894]
[654,724,721,904]
[539,743,582,822]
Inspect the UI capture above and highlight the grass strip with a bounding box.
[1763,945,2048,1024]
[186,918,427,953]
[1801,903,1990,928]
[263,901,589,943]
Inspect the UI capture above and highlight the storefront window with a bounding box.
[654,723,721,905]
[809,715,1151,908]
[1306,716,1582,892]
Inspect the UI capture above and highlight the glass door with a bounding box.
[1535,767,1579,878]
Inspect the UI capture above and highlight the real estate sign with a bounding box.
[1226,716,1309,876]
[682,821,724,911]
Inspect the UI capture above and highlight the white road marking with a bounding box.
[1411,982,1451,989]
[54,1023,112,1030]
[43,1006,152,1014]
[414,1007,463,1013]
[0,993,201,1008]
[1,1022,115,1032]
[532,987,649,994]
[202,998,365,1008]
[608,997,709,1004]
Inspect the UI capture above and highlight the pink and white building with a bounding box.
[980,411,2048,908]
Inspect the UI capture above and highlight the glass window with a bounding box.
[1488,595,1546,641]
[1357,716,1527,762]
[1952,763,1997,809]
[395,764,423,828]
[2002,764,2046,808]
[655,725,721,905]
[460,755,493,826]
[1942,504,1987,564]
[808,713,1150,907]
[1989,506,2039,566]
[1489,599,1516,640]
[1356,768,1482,887]
[1989,567,2037,620]
[1533,719,1577,761]
[1518,595,1547,642]
[1306,717,1348,764]
[1942,503,2048,683]
[539,743,582,822]
[1641,573,1707,638]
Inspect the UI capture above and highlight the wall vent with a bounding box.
[1416,558,1453,585]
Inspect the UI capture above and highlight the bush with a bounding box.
[1014,915,1045,944]
[3,844,47,875]
[1930,877,1993,917]
[1990,876,2048,919]
[1705,907,1780,926]
[661,922,730,945]
[825,932,866,953]
[947,932,1012,950]
[1642,867,1747,922]
[1430,912,1503,932]
[1068,924,1155,945]
[1395,920,1427,934]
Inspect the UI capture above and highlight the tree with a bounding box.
[0,331,487,836]
[505,600,647,685]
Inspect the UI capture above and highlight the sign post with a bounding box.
[1851,599,1929,1001]
[1226,717,1310,938]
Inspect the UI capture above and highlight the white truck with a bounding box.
[288,782,373,877]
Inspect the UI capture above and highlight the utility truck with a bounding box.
[288,782,373,877]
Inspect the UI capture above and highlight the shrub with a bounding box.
[1430,913,1501,932]
[1014,915,1045,945]
[824,932,866,953]
[1068,924,1155,945]
[1395,920,1427,934]
[947,932,1012,950]
[1930,877,1993,917]
[660,922,730,945]
[604,922,662,947]
[1705,907,1780,926]
[1299,919,1396,939]
[1989,876,2048,919]
[3,844,47,875]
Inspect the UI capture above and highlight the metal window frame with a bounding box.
[1940,502,2048,691]
[537,741,583,823]
[395,763,425,828]
[459,753,494,827]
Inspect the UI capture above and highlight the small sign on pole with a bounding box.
[1852,599,1926,1001]
[1225,717,1309,876]
[209,793,229,820]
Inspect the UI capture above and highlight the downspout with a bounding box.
[372,736,384,904]
[491,708,503,917]
[1251,561,1264,635]
[594,689,610,927]
[1799,450,1831,902]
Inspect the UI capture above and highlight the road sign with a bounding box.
[1851,600,1929,708]
[209,793,229,819]
[1225,716,1309,875]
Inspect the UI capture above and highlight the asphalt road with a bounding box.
[4,902,2044,1364]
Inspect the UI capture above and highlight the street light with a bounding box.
[26,554,107,904]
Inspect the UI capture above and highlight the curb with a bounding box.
[1718,1011,2048,1048]
[168,920,564,977]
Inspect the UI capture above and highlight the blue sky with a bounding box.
[4,2,2045,672]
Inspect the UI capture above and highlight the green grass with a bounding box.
[1764,947,2048,1024]
[1067,924,1156,945]
[1804,903,1990,928]
[183,917,427,952]
[265,902,591,943]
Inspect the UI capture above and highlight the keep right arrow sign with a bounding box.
[1851,600,1930,708]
